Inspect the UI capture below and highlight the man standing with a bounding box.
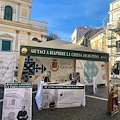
[17,106,28,120]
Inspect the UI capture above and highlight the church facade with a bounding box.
[0,0,47,52]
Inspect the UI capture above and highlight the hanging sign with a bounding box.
[20,45,109,62]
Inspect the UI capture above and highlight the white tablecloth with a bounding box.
[35,82,86,109]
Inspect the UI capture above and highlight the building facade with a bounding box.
[76,29,102,48]
[107,0,120,66]
[0,0,48,52]
[71,26,95,44]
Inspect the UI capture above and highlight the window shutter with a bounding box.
[2,40,11,51]
[116,41,118,52]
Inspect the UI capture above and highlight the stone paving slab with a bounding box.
[32,95,120,120]
[1,79,120,120]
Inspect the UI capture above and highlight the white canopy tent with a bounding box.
[18,39,109,94]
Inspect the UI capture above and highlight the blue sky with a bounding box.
[32,0,114,42]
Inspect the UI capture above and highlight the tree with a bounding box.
[47,31,60,41]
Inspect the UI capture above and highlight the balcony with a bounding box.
[30,20,47,31]
[106,44,116,48]
[107,21,120,32]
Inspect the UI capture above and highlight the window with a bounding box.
[32,38,38,41]
[11,99,15,105]
[4,6,13,21]
[93,43,95,49]
[78,33,81,37]
[99,42,101,51]
[2,40,11,51]
[116,40,120,52]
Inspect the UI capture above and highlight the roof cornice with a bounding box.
[0,19,48,33]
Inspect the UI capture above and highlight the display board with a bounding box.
[111,85,119,116]
[76,60,106,85]
[13,70,29,82]
[2,83,32,120]
[42,84,85,108]
[16,57,74,84]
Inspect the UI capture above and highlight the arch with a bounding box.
[32,38,38,41]
[4,5,13,21]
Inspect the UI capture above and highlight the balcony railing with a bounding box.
[107,21,120,30]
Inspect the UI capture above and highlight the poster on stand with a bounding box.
[111,85,119,116]
[2,83,32,120]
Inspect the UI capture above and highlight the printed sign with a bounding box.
[111,85,119,117]
[42,85,85,108]
[2,83,32,120]
[20,45,109,62]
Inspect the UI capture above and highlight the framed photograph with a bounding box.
[13,70,29,83]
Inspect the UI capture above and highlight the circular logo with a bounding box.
[21,47,27,53]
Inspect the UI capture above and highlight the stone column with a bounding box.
[15,30,19,51]
[44,35,47,42]
[41,35,43,42]
[17,3,21,21]
[27,32,31,45]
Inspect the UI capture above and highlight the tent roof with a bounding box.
[29,39,105,54]
[20,39,109,62]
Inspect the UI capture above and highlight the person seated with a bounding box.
[44,73,50,82]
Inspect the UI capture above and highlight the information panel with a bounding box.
[42,85,85,108]
[111,85,119,117]
[2,83,32,120]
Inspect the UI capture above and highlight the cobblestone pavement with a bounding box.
[1,79,120,120]
[32,95,120,120]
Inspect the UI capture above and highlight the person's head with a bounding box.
[8,112,15,120]
[22,106,25,111]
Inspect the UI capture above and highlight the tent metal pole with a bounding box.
[74,59,76,72]
[105,62,110,96]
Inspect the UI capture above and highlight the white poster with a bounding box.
[76,60,106,85]
[42,85,85,109]
[2,83,32,120]
[0,52,16,84]
[57,88,84,108]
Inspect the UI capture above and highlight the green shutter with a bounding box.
[4,6,13,21]
[116,41,118,52]
[2,40,11,51]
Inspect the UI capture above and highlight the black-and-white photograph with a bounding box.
[2,83,32,120]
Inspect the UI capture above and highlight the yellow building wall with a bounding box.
[113,11,120,21]
[91,43,93,49]
[112,1,119,10]
[95,40,99,50]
